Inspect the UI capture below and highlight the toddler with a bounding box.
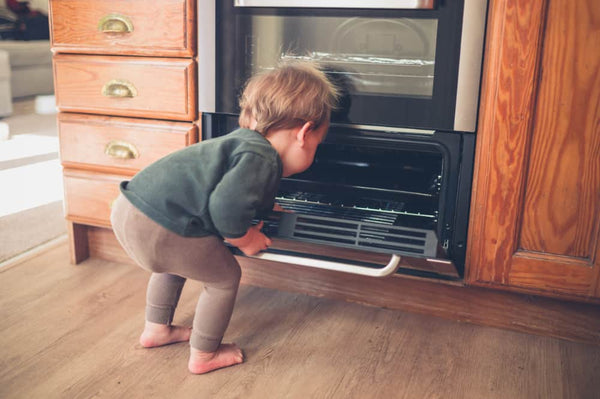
[110,60,339,374]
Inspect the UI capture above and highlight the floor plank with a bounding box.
[1,244,599,399]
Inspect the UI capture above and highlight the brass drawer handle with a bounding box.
[102,79,137,98]
[98,14,134,33]
[105,140,140,159]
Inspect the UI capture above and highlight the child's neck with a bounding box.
[265,128,298,176]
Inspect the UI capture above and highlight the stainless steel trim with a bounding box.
[197,0,216,113]
[235,0,435,9]
[251,252,402,277]
[331,123,435,135]
[454,0,488,132]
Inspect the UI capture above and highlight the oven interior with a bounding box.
[269,140,443,257]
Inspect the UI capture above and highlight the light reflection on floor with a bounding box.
[0,157,63,217]
[0,97,62,216]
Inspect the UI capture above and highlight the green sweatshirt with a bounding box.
[120,128,283,238]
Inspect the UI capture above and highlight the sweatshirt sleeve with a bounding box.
[208,152,279,238]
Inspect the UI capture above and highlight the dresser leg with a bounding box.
[67,222,89,264]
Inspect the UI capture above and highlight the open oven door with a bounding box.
[228,210,460,280]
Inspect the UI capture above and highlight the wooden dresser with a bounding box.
[49,0,198,263]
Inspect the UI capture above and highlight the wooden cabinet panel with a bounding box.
[49,0,195,57]
[53,54,197,121]
[519,0,600,259]
[63,169,124,228]
[466,0,600,302]
[58,113,198,175]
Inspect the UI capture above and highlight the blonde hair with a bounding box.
[238,60,340,135]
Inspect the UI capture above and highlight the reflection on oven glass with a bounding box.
[247,15,437,98]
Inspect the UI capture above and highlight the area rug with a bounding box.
[0,200,66,263]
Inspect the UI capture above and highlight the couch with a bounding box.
[0,39,53,116]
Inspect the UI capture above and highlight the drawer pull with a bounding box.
[104,140,139,159]
[98,14,134,33]
[102,79,137,98]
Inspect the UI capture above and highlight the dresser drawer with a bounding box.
[63,169,124,227]
[53,54,197,121]
[49,0,195,57]
[59,113,198,174]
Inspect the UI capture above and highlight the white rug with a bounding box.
[0,97,66,263]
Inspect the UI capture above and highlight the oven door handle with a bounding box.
[234,0,435,9]
[248,251,402,278]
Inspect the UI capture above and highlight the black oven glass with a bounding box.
[216,3,464,130]
[240,15,438,99]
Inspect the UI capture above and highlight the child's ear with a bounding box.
[296,121,314,146]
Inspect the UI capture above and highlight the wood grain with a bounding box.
[49,0,196,57]
[519,0,600,258]
[1,244,599,399]
[466,0,600,299]
[67,221,89,264]
[53,54,197,121]
[466,0,547,285]
[63,169,125,228]
[59,113,198,175]
[85,227,600,344]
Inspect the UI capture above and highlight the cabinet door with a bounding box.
[466,0,600,301]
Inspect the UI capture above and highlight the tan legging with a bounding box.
[110,194,241,352]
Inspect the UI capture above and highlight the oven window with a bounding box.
[216,2,466,129]
[244,15,438,98]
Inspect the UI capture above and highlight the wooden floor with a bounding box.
[1,244,599,399]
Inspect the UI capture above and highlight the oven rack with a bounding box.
[275,195,438,225]
[263,211,438,258]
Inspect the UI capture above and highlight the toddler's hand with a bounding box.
[273,203,292,213]
[225,221,272,256]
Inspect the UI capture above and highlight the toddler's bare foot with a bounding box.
[139,321,191,348]
[188,343,244,374]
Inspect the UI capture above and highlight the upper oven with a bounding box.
[198,0,487,132]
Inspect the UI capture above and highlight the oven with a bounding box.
[197,0,487,279]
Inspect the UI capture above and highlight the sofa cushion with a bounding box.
[0,49,10,79]
[0,49,12,115]
[0,40,51,67]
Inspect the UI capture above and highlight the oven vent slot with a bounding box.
[276,213,438,257]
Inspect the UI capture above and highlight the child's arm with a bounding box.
[225,221,272,256]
